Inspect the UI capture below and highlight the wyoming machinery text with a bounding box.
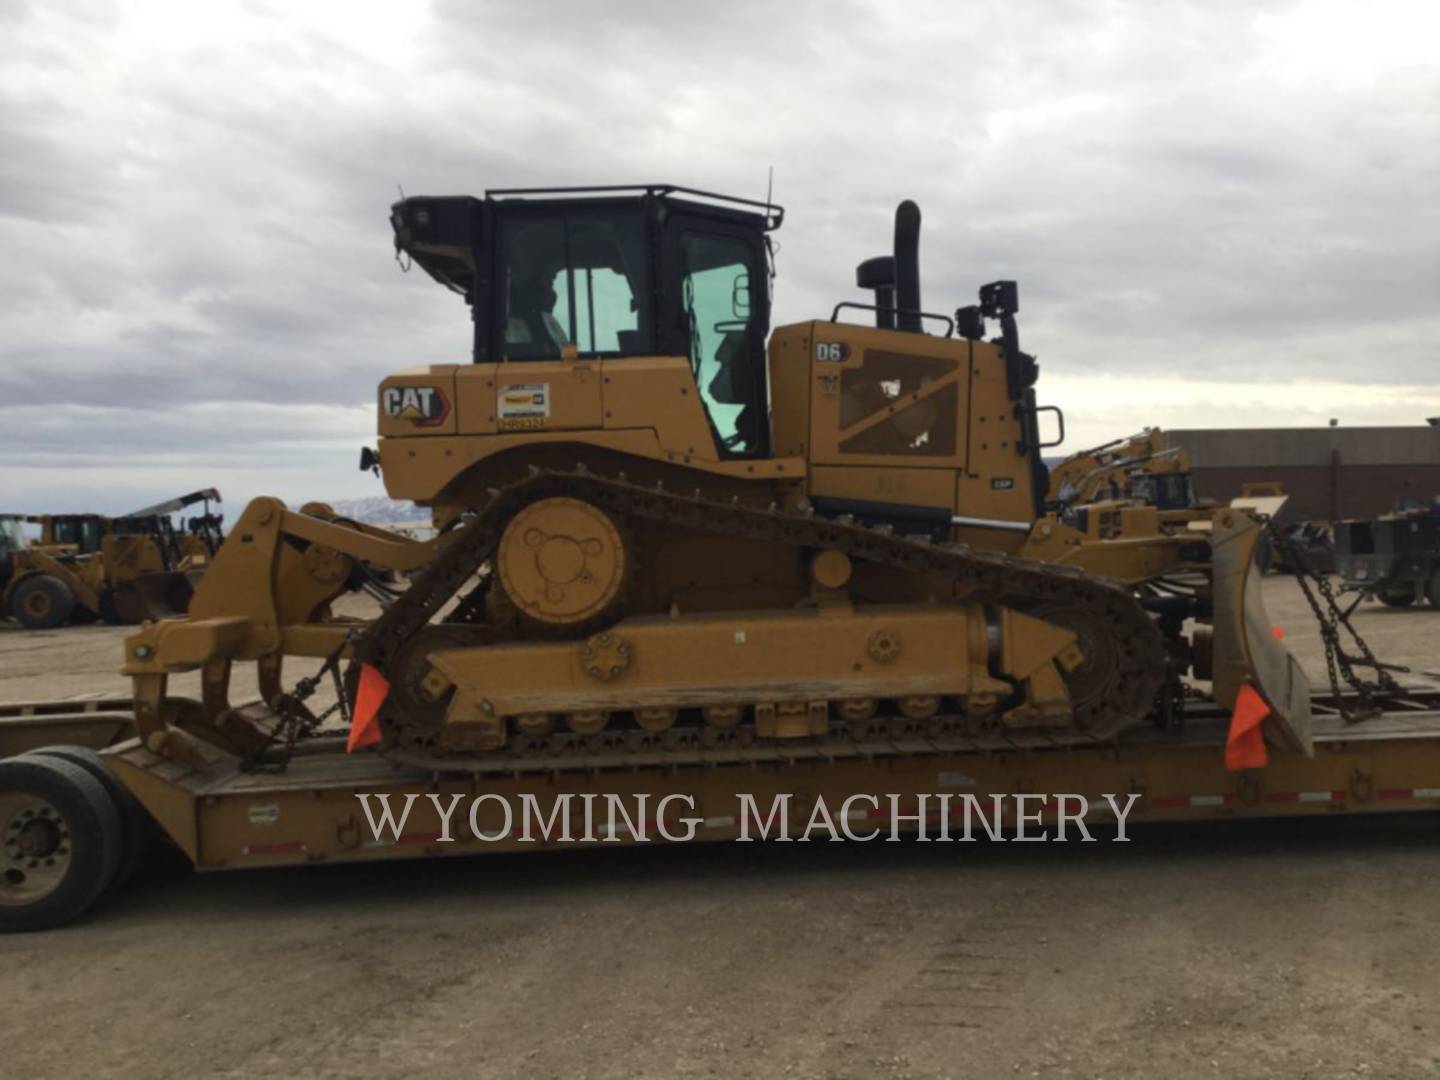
[354,792,1145,844]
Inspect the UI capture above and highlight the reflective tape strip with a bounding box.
[867,805,944,821]
[1262,791,1343,804]
[1377,788,1440,800]
[241,841,307,856]
[1152,794,1229,809]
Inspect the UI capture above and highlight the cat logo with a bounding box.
[381,385,449,427]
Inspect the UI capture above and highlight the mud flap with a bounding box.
[1210,511,1313,754]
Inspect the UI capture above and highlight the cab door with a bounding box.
[659,216,771,458]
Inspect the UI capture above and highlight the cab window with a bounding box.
[499,213,650,360]
[680,232,761,453]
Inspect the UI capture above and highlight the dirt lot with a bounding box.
[3,580,1440,1080]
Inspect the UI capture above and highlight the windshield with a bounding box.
[51,518,105,553]
[500,212,650,360]
[0,518,25,558]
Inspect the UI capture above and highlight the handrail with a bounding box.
[829,302,955,337]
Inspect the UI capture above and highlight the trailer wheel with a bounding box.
[1379,587,1416,608]
[1253,537,1275,575]
[0,755,122,932]
[1426,570,1440,609]
[11,575,75,630]
[24,746,150,887]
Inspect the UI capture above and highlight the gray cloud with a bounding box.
[1,0,1438,511]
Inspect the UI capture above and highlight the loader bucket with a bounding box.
[1209,510,1313,754]
[118,571,197,622]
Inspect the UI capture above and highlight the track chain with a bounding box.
[350,469,1167,761]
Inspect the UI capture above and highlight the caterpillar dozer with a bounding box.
[121,186,1310,773]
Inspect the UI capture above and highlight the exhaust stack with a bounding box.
[893,200,922,333]
[855,200,924,333]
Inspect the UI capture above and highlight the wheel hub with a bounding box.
[1,795,70,905]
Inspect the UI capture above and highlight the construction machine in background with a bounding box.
[122,186,1311,772]
[1334,500,1440,608]
[1,489,223,629]
[1048,429,1197,512]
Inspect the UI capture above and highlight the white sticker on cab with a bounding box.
[498,383,551,419]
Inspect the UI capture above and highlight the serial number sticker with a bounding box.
[498,416,547,432]
[498,383,550,419]
[248,803,281,826]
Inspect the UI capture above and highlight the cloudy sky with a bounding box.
[3,0,1438,514]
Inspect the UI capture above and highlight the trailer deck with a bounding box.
[6,691,1440,852]
[5,684,1440,931]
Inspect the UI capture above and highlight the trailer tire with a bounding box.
[0,755,122,932]
[1379,587,1416,608]
[11,575,75,630]
[1253,537,1275,576]
[24,746,150,887]
[1427,570,1440,609]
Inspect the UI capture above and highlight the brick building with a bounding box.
[1160,423,1440,523]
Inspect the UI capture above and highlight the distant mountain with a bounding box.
[326,496,430,525]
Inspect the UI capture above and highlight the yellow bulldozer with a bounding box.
[122,186,1310,772]
[1,490,223,629]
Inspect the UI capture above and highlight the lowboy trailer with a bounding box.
[4,685,1440,932]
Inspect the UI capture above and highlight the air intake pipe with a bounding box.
[893,199,922,333]
[855,255,896,330]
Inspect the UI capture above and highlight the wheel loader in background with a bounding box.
[119,185,1314,776]
[1,489,223,629]
[1047,429,1197,511]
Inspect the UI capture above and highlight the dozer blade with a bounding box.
[118,571,197,622]
[1210,510,1313,754]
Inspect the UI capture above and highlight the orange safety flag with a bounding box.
[346,663,391,753]
[1225,682,1271,772]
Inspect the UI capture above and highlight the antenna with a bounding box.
[762,166,779,283]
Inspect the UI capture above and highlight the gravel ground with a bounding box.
[2,578,1439,1079]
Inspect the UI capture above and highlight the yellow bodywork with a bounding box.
[119,192,1315,770]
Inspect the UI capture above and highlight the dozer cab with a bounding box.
[123,186,1310,773]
